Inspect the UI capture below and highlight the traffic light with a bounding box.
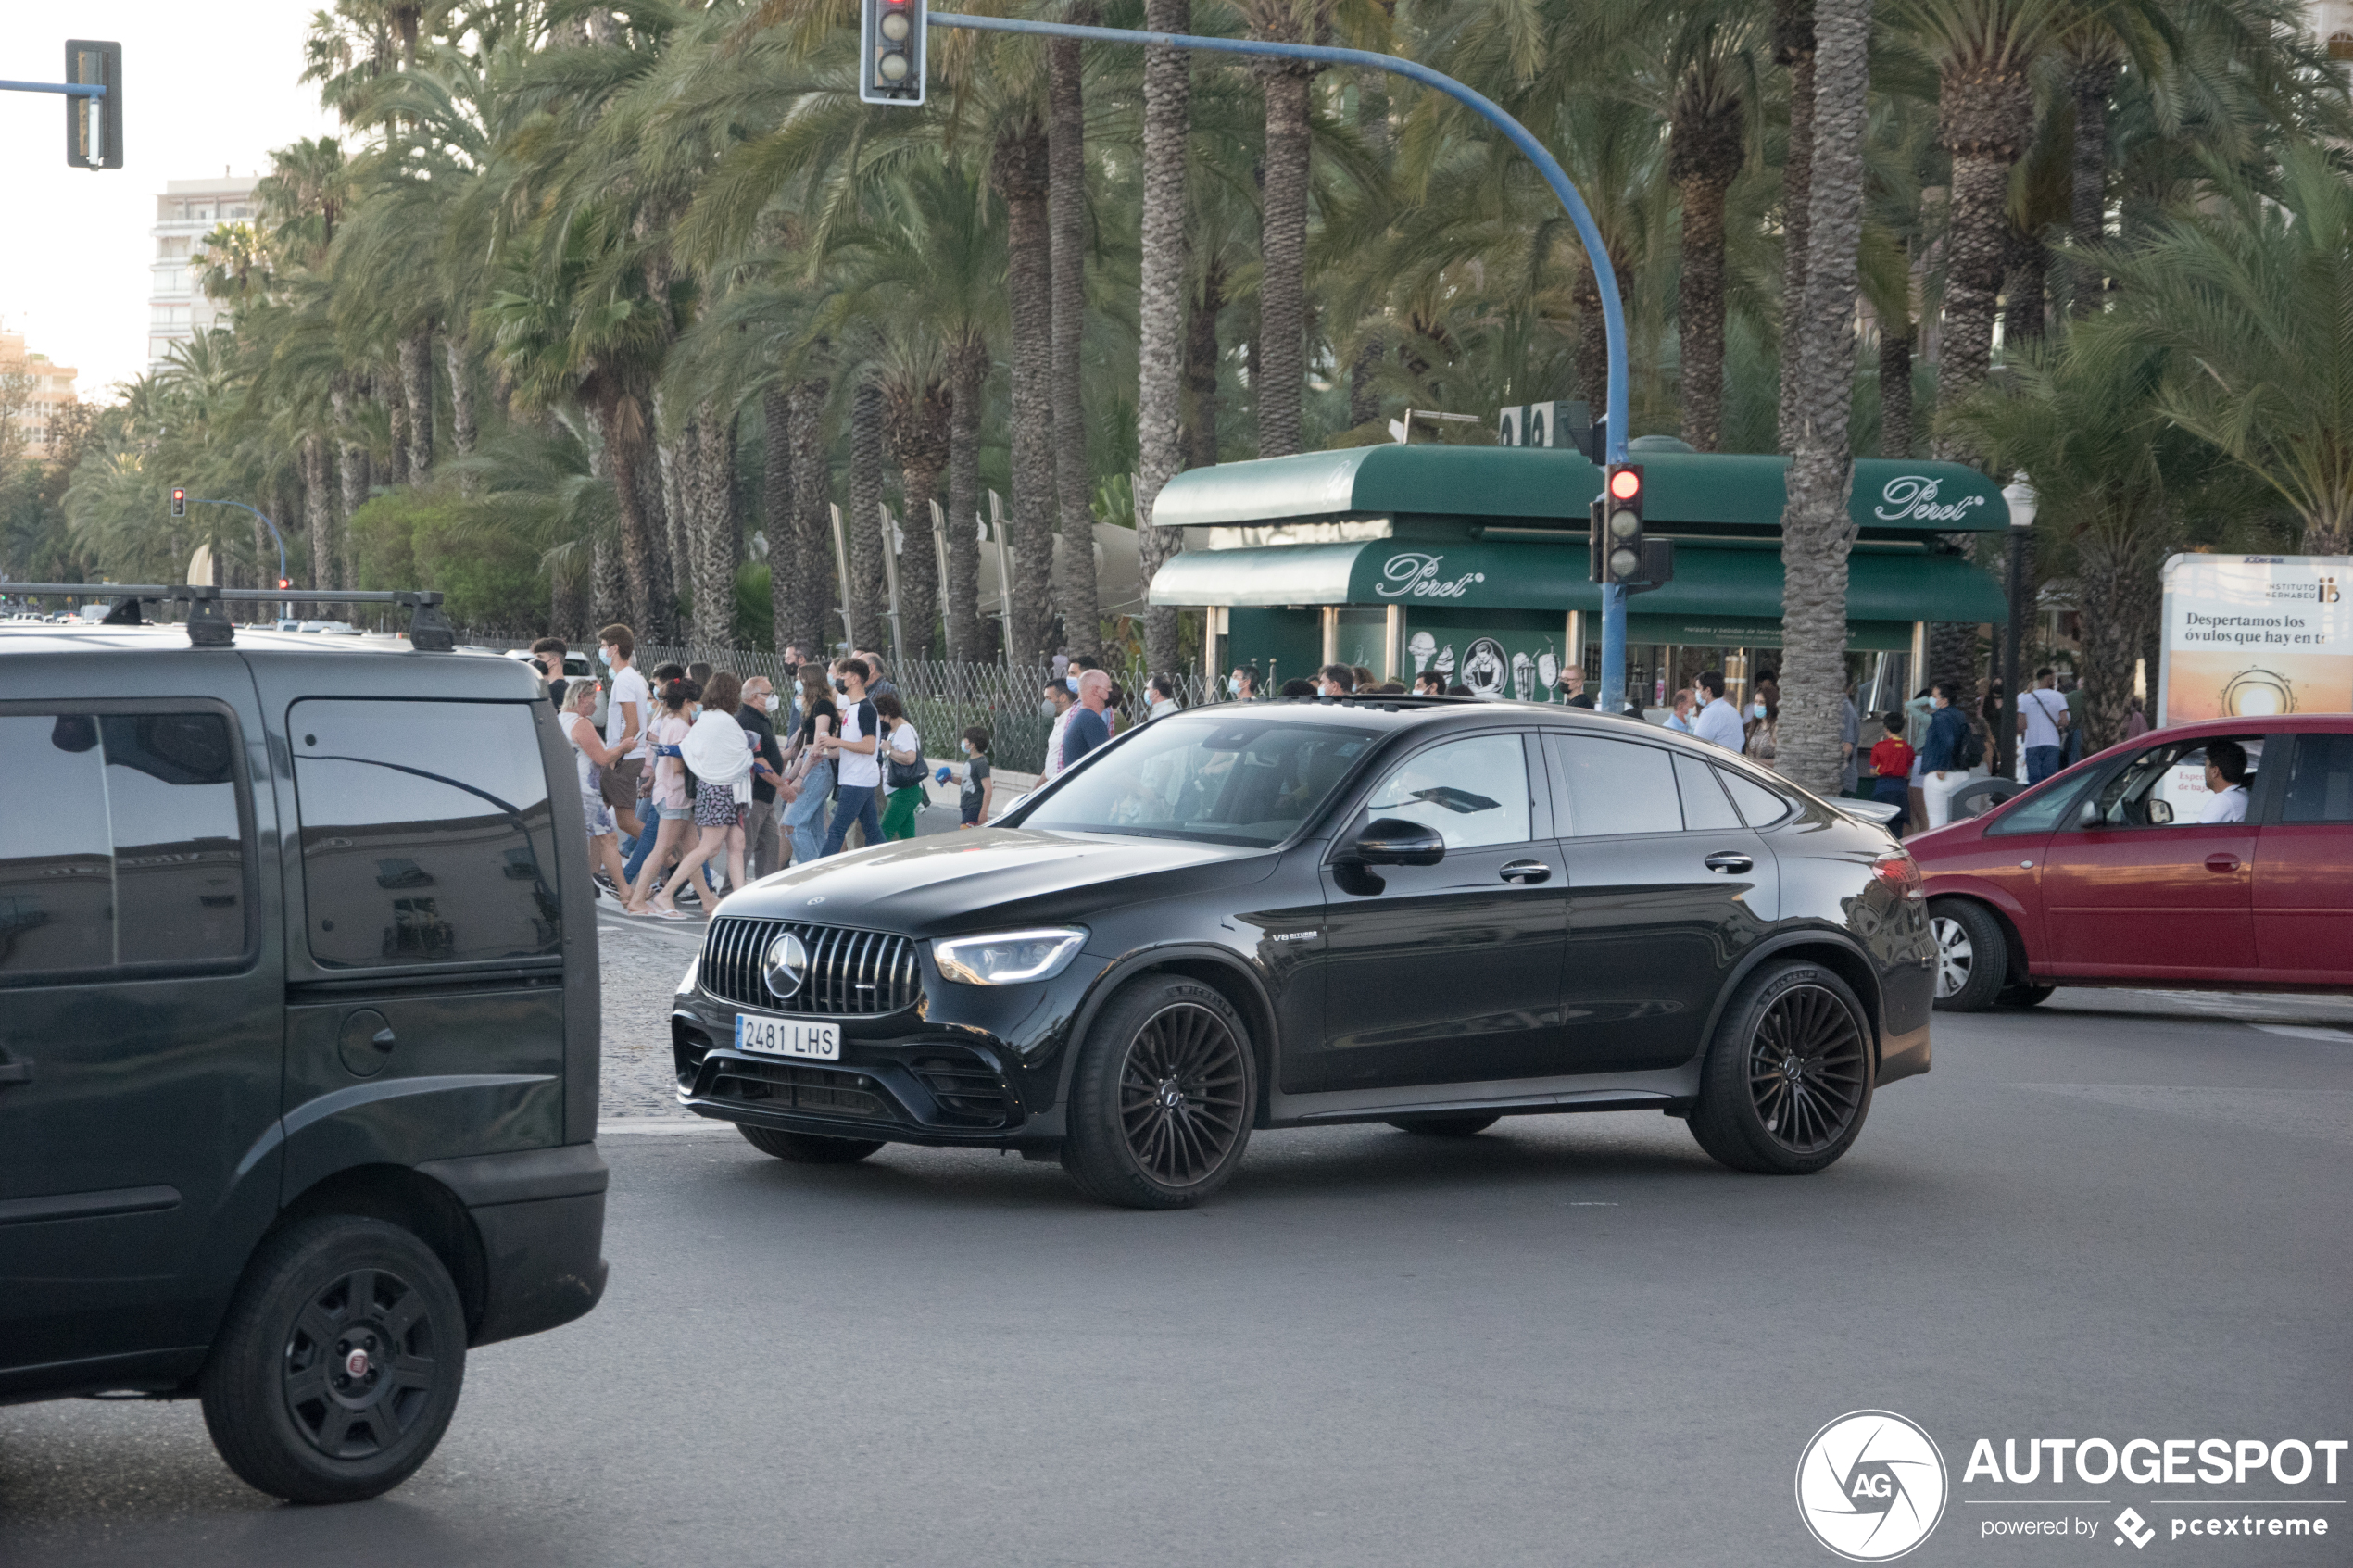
[278,576,294,592]
[1596,464,1644,584]
[170,487,186,518]
[859,0,925,105]
[65,40,122,170]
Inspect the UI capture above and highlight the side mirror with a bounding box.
[2148,798,2173,826]
[1354,817,1445,867]
[2077,799,2100,828]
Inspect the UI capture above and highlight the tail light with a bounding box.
[1871,852,1924,901]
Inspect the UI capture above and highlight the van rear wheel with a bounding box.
[199,1216,467,1504]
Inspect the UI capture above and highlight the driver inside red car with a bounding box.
[2200,739,2252,823]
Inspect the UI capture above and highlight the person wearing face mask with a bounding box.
[1743,688,1780,772]
[1689,670,1746,751]
[1228,665,1260,702]
[952,726,994,826]
[735,674,786,880]
[816,656,885,856]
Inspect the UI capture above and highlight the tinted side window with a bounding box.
[1363,734,1533,848]
[2282,733,2353,823]
[292,700,559,967]
[1550,735,1681,836]
[0,710,248,978]
[1717,768,1794,828]
[1673,753,1743,831]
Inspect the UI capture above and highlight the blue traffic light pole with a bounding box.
[926,11,1632,709]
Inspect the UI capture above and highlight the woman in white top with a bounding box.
[649,671,756,917]
[559,681,634,897]
[875,692,925,841]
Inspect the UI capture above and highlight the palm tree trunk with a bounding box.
[686,404,737,648]
[790,374,832,655]
[2076,530,2165,754]
[302,434,333,589]
[1773,0,1815,455]
[2067,52,2120,317]
[848,378,888,657]
[1138,0,1194,677]
[946,338,988,661]
[2003,225,2046,347]
[635,422,676,644]
[399,327,434,481]
[597,395,661,641]
[443,332,477,465]
[1675,169,1733,452]
[762,385,797,654]
[993,116,1058,662]
[332,376,367,589]
[1775,0,1870,798]
[1050,6,1103,659]
[384,372,410,487]
[1574,264,1629,416]
[1931,61,2036,459]
[1185,253,1223,471]
[887,380,950,661]
[1255,62,1315,459]
[1878,320,1914,458]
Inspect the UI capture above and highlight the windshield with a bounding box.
[1018,716,1379,846]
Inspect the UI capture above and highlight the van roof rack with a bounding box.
[0,584,456,651]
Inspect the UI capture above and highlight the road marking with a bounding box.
[599,1119,735,1135]
[2014,1084,2353,1146]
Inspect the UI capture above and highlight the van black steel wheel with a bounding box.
[1063,976,1256,1210]
[1689,960,1874,1175]
[200,1215,466,1504]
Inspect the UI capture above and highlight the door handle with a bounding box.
[1499,860,1553,884]
[2204,853,2241,873]
[0,1059,32,1085]
[1705,853,1755,874]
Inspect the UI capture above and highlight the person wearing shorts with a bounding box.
[558,680,634,895]
[598,623,650,843]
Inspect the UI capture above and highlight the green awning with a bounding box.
[1151,445,2010,539]
[1150,536,2007,627]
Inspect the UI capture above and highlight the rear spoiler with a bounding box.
[1,583,456,651]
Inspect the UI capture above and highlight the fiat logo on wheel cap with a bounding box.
[762,931,810,998]
[345,1348,371,1379]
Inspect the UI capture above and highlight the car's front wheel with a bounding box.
[1929,898,2009,1011]
[1063,976,1257,1210]
[736,1124,887,1163]
[1689,960,1874,1175]
[199,1216,467,1504]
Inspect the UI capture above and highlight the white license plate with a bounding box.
[734,1011,840,1061]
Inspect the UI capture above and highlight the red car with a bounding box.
[1907,715,2353,1010]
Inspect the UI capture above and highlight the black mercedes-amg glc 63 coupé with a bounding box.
[671,697,1933,1209]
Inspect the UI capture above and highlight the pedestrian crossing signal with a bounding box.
[860,0,925,105]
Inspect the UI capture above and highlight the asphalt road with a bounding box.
[5,953,2349,1567]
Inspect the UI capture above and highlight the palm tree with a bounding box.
[1135,0,1194,675]
[1049,4,1102,657]
[1773,0,1815,454]
[1667,7,1759,452]
[992,111,1060,660]
[1776,0,1873,796]
[2093,142,2353,555]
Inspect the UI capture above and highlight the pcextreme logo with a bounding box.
[1797,1411,1951,1562]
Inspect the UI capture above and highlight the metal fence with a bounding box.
[609,646,1208,775]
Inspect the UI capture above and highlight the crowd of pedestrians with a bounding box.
[538,626,976,919]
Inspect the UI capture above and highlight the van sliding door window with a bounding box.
[290,699,560,968]
[0,710,249,980]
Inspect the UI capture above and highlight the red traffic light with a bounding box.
[278,577,293,591]
[1607,467,1642,501]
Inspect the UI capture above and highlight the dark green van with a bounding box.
[0,603,606,1503]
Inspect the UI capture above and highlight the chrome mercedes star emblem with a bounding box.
[762,931,811,999]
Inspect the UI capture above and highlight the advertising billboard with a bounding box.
[2158,554,2351,727]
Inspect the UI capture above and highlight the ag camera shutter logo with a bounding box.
[1796,1411,1949,1561]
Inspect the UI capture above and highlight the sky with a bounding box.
[0,0,339,400]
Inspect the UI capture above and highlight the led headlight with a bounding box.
[932,927,1088,986]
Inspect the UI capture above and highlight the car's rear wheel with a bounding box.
[1929,898,2009,1011]
[1689,960,1874,1175]
[1386,1114,1501,1137]
[1998,983,2056,1009]
[199,1216,466,1504]
[736,1124,886,1163]
[1063,977,1256,1210]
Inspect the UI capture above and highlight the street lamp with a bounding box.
[1998,471,2039,781]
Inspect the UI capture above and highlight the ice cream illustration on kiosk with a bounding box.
[1537,648,1560,698]
[1511,651,1533,701]
[1408,631,1437,674]
[1434,644,1456,682]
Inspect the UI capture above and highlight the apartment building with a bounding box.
[148,172,260,370]
[0,327,81,460]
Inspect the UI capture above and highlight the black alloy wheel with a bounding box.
[1689,960,1874,1175]
[1929,897,2008,1012]
[200,1216,467,1504]
[1063,976,1257,1210]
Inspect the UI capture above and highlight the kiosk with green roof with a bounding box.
[1148,439,2011,708]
